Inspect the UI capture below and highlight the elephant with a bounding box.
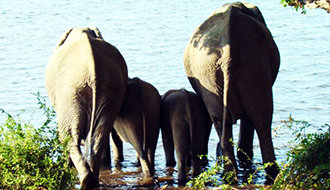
[45,27,128,189]
[161,89,212,184]
[183,2,280,183]
[101,77,161,178]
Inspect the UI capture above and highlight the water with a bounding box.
[1,0,329,189]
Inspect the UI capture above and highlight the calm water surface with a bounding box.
[1,0,329,189]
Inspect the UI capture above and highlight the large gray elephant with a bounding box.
[102,77,161,178]
[45,27,128,189]
[161,89,212,184]
[183,2,280,183]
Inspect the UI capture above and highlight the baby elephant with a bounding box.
[102,77,161,178]
[161,89,212,184]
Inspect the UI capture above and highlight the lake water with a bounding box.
[1,0,329,189]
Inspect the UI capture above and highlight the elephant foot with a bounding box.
[237,149,253,168]
[80,171,99,190]
[152,177,160,187]
[115,156,124,162]
[178,178,187,187]
[100,158,111,168]
[237,156,253,169]
[68,157,74,168]
[221,170,238,185]
[264,162,280,185]
[216,141,223,159]
[164,166,175,176]
[165,159,176,167]
[133,159,141,167]
[201,157,209,167]
[115,161,123,170]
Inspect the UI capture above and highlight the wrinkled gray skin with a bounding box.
[45,27,128,189]
[102,77,161,178]
[161,89,212,184]
[183,2,280,183]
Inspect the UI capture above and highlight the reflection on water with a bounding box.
[89,149,270,189]
[98,164,177,189]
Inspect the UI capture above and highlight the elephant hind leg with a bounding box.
[190,124,204,178]
[237,118,254,168]
[173,123,190,184]
[100,134,111,168]
[89,108,118,183]
[147,148,156,174]
[69,138,98,189]
[58,107,99,189]
[255,126,279,183]
[221,107,237,173]
[131,137,153,177]
[190,148,202,178]
[139,155,154,177]
[111,128,124,165]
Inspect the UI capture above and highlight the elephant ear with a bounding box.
[55,28,73,48]
[89,26,103,39]
[243,3,266,26]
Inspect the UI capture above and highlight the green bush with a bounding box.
[272,116,330,190]
[186,155,238,189]
[280,0,307,14]
[0,93,77,190]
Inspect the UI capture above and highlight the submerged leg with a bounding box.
[221,107,238,183]
[237,119,255,167]
[111,128,124,165]
[100,134,111,168]
[255,125,279,184]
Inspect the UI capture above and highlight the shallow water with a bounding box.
[1,0,329,189]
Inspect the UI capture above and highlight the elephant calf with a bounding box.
[161,89,212,184]
[45,27,128,189]
[102,77,161,178]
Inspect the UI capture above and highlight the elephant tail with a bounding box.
[141,83,148,152]
[133,78,148,152]
[181,89,195,147]
[85,84,98,158]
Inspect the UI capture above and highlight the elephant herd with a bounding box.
[45,2,280,189]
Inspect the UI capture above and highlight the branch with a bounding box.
[282,0,330,13]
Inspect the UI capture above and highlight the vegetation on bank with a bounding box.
[0,93,77,190]
[272,117,330,189]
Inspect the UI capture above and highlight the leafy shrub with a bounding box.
[0,93,77,190]
[280,0,307,14]
[272,116,330,190]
